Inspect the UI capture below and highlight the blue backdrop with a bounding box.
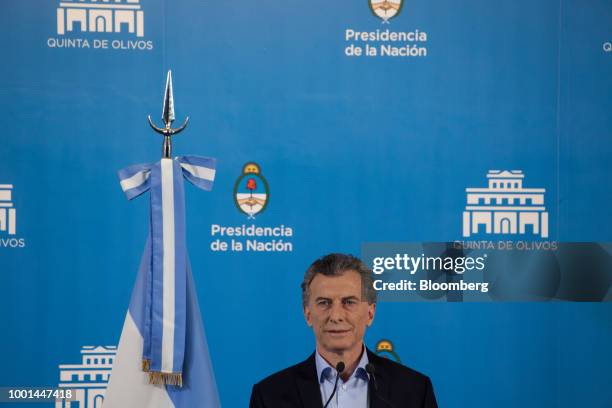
[1,0,611,407]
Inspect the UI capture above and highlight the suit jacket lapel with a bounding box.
[367,349,392,408]
[295,353,324,408]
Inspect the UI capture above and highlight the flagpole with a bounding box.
[105,69,220,408]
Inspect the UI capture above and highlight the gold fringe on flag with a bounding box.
[142,359,151,372]
[148,371,183,387]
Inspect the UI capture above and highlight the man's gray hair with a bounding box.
[301,253,377,306]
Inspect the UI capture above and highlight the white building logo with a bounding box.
[56,345,117,408]
[57,0,144,37]
[48,0,153,51]
[0,184,17,235]
[462,170,549,238]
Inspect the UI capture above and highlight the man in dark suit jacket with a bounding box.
[250,254,438,408]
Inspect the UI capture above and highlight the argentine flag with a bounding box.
[104,156,221,408]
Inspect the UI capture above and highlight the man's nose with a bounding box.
[328,301,345,322]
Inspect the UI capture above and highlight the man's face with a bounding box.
[303,270,375,354]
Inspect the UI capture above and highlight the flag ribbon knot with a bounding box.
[118,156,216,386]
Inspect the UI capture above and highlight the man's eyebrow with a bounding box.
[315,297,331,301]
[342,296,360,300]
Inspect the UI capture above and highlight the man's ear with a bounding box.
[303,304,312,327]
[367,303,376,327]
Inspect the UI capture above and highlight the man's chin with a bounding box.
[320,339,355,353]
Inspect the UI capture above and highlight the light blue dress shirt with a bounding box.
[315,347,370,408]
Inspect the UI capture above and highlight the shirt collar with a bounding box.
[315,345,370,384]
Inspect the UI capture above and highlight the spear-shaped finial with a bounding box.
[147,70,189,158]
[162,70,175,125]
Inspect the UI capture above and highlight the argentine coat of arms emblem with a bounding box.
[233,162,269,219]
[369,0,403,23]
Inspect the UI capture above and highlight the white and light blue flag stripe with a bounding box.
[104,156,219,407]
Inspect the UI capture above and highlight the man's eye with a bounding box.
[317,300,331,306]
[343,299,357,305]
